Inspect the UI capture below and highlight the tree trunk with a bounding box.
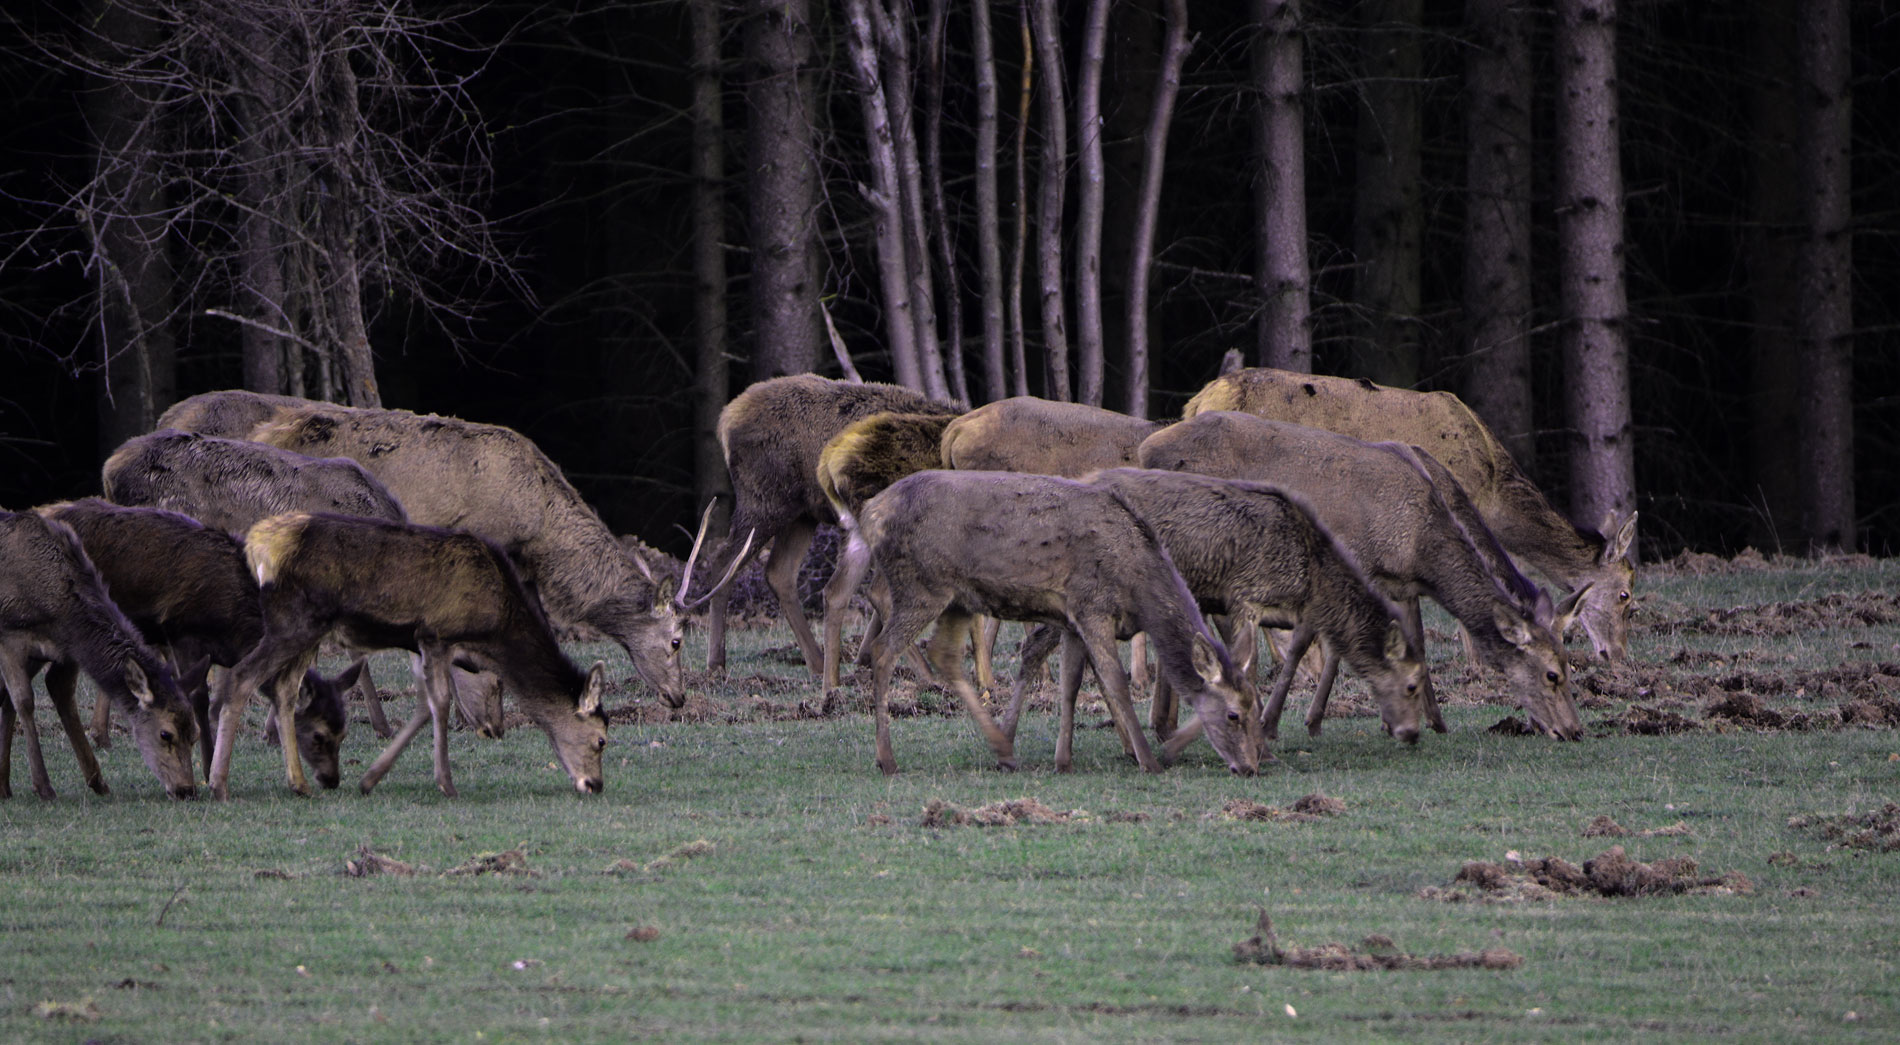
[1348,0,1423,389]
[1073,0,1111,407]
[319,45,380,408]
[1746,0,1802,550]
[1029,0,1070,401]
[1252,0,1310,372]
[1123,0,1190,420]
[744,0,825,380]
[1103,0,1160,414]
[691,0,733,525]
[971,0,1008,402]
[1793,0,1854,552]
[1460,0,1536,473]
[922,0,968,404]
[1555,0,1634,529]
[843,0,923,390]
[877,0,948,397]
[1007,2,1034,398]
[84,0,174,449]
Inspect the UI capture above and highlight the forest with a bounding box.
[0,0,1894,560]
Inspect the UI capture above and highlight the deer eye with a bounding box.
[595,737,608,752]
[159,730,175,743]
[670,638,682,652]
[1618,590,1631,602]
[1546,670,1560,683]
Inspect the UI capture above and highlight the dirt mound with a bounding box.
[1233,910,1522,970]
[1216,793,1346,823]
[442,849,535,877]
[919,797,1083,827]
[1787,803,1900,852]
[1680,591,1900,638]
[1418,845,1752,902]
[345,846,421,877]
[1582,815,1691,838]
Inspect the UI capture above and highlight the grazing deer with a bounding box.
[219,396,702,709]
[210,512,612,799]
[102,426,494,738]
[999,469,1430,767]
[0,510,198,800]
[832,470,1253,776]
[1139,412,1587,741]
[703,374,962,677]
[37,498,359,785]
[157,389,318,438]
[814,411,962,690]
[939,396,1169,690]
[1185,368,1637,661]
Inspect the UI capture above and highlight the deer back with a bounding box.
[817,411,957,523]
[104,429,405,537]
[157,389,317,438]
[940,396,1163,476]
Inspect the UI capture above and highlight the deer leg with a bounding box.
[866,597,944,776]
[971,614,995,693]
[4,663,56,800]
[210,630,316,800]
[420,645,459,797]
[823,525,876,690]
[1258,623,1315,741]
[451,667,504,739]
[925,610,1016,771]
[1304,647,1344,738]
[1406,599,1447,733]
[1054,630,1088,772]
[359,702,434,794]
[1071,621,1161,773]
[87,671,112,749]
[44,662,105,796]
[0,683,13,799]
[999,623,1060,741]
[762,521,821,677]
[269,652,319,796]
[356,661,394,738]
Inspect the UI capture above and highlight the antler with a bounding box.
[674,499,755,613]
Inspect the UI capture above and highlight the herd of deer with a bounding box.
[0,367,1636,801]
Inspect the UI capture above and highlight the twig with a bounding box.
[154,882,188,927]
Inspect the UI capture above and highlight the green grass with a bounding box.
[2,557,1897,1042]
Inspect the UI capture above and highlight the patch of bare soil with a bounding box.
[1417,845,1753,903]
[1233,910,1523,970]
[345,846,420,877]
[1787,803,1900,852]
[1679,591,1900,638]
[919,797,1083,826]
[1582,815,1691,838]
[1655,547,1878,577]
[1216,793,1347,824]
[606,839,718,874]
[442,849,535,877]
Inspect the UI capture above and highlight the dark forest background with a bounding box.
[1,0,1895,561]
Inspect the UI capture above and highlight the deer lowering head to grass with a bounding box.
[37,498,359,783]
[831,470,1253,776]
[703,374,962,677]
[0,510,198,800]
[1185,368,1637,662]
[1140,412,1587,741]
[209,512,610,799]
[103,424,496,739]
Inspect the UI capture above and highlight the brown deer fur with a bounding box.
[212,512,608,799]
[157,389,316,438]
[1139,412,1586,740]
[0,510,198,799]
[939,396,1165,475]
[39,498,356,785]
[1185,368,1637,661]
[708,375,961,677]
[814,411,960,689]
[1001,469,1430,764]
[834,470,1253,776]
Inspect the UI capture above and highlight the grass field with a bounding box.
[1,554,1896,1042]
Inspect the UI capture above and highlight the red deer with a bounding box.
[814,411,962,690]
[182,393,705,709]
[1139,412,1587,741]
[939,396,1169,689]
[37,498,361,785]
[0,510,198,800]
[831,470,1253,775]
[1184,368,1637,662]
[999,468,1431,768]
[704,374,962,677]
[156,389,314,438]
[210,512,610,799]
[101,426,493,738]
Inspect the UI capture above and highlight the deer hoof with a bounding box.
[89,732,111,750]
[995,758,1018,773]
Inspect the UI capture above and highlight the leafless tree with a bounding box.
[1028,0,1069,401]
[1461,0,1536,472]
[13,0,515,411]
[969,0,1008,402]
[1071,0,1110,408]
[1252,0,1310,371]
[690,0,732,523]
[1556,0,1635,528]
[744,0,825,380]
[921,0,969,404]
[1348,0,1423,388]
[1122,0,1190,420]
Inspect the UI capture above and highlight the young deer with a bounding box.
[832,470,1254,776]
[209,512,610,800]
[0,510,198,800]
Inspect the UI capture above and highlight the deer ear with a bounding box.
[125,660,156,708]
[1552,583,1594,639]
[1600,511,1637,565]
[1492,604,1535,650]
[333,658,367,693]
[577,661,606,717]
[1190,633,1224,685]
[655,574,678,608]
[1383,621,1409,662]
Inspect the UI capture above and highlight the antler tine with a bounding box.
[675,500,717,606]
[679,529,754,613]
